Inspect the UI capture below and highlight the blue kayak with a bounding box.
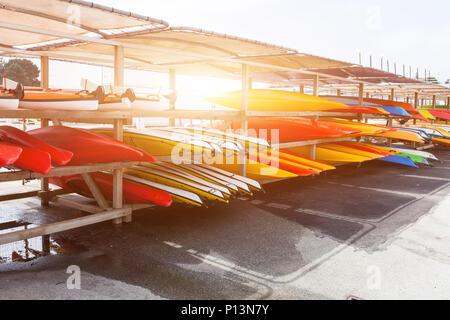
[379,106,412,118]
[377,155,419,168]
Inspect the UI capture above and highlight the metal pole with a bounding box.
[432,95,436,109]
[240,64,249,177]
[414,92,419,109]
[299,84,304,94]
[390,88,395,101]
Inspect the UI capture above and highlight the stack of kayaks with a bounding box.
[0,125,73,174]
[94,127,337,181]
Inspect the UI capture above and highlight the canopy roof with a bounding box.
[0,0,448,98]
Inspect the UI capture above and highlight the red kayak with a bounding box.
[0,142,22,167]
[50,172,172,207]
[0,126,73,165]
[230,117,361,143]
[28,126,156,165]
[334,142,392,157]
[326,106,387,115]
[5,142,52,174]
[428,110,450,121]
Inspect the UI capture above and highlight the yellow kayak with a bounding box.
[95,128,215,157]
[419,110,436,120]
[352,143,400,155]
[372,131,425,143]
[205,89,348,112]
[432,137,450,146]
[126,167,229,204]
[287,145,372,165]
[276,150,336,172]
[409,125,450,138]
[322,118,391,135]
[320,143,385,160]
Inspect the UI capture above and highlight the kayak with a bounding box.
[20,90,98,111]
[145,162,231,199]
[139,162,233,198]
[322,118,394,135]
[0,91,19,109]
[428,110,450,121]
[0,126,73,165]
[94,128,216,157]
[409,125,450,138]
[287,145,372,165]
[396,152,430,165]
[98,96,131,111]
[28,126,155,165]
[126,166,228,204]
[205,89,349,112]
[362,98,427,121]
[229,117,361,142]
[50,172,173,207]
[153,162,240,195]
[334,142,394,157]
[319,143,385,160]
[326,106,389,115]
[193,163,262,192]
[123,173,203,207]
[432,137,450,146]
[377,155,419,168]
[8,143,52,174]
[0,142,22,167]
[372,131,425,143]
[419,110,436,120]
[132,97,169,110]
[275,149,336,172]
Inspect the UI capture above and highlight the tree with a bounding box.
[1,58,40,86]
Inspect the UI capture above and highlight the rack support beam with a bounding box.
[240,64,249,177]
[40,56,49,89]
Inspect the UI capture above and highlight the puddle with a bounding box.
[0,220,66,263]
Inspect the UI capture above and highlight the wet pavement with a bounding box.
[0,148,449,299]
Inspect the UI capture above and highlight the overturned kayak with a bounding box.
[20,90,98,111]
[206,89,349,112]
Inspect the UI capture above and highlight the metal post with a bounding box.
[390,88,395,101]
[313,75,319,97]
[299,84,304,94]
[337,89,341,96]
[414,92,419,109]
[40,56,49,89]
[240,64,249,177]
[169,69,176,127]
[432,95,436,109]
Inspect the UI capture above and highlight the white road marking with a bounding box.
[399,174,450,181]
[327,182,422,198]
[266,203,292,210]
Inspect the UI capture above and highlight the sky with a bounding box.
[16,0,449,97]
[90,0,450,83]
